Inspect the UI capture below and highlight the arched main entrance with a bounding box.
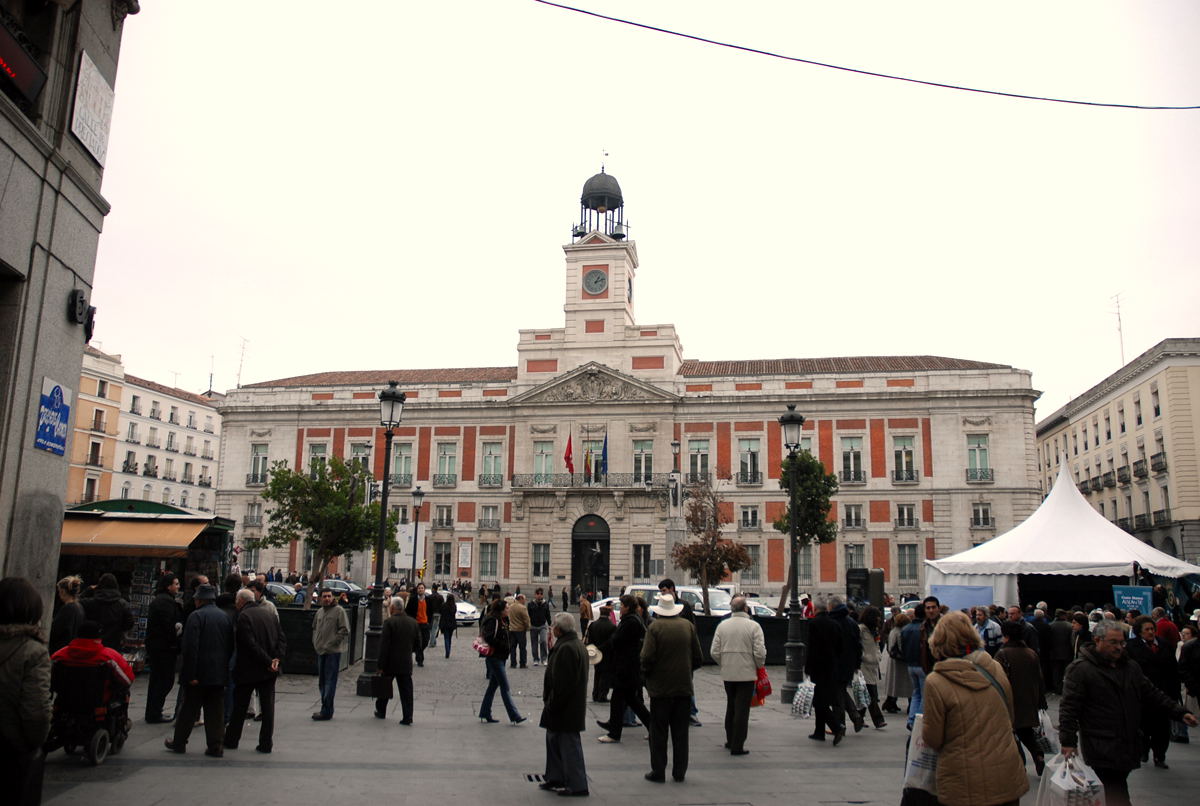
[571,514,610,600]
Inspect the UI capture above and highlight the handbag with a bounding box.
[371,674,393,700]
[471,635,492,657]
[751,667,771,707]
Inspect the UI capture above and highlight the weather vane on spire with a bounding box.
[601,148,608,172]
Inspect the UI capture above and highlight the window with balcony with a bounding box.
[187,411,196,429]
[480,505,500,530]
[966,434,992,481]
[149,402,161,420]
[241,539,261,573]
[739,506,760,529]
[248,443,269,485]
[971,502,994,528]
[130,394,141,415]
[166,432,177,452]
[350,443,371,470]
[841,437,865,483]
[91,409,105,432]
[434,542,452,576]
[738,438,762,484]
[96,379,108,399]
[893,436,916,482]
[182,462,194,485]
[632,439,654,483]
[390,442,412,486]
[896,503,917,528]
[184,435,195,456]
[435,443,458,486]
[202,440,213,460]
[308,443,328,475]
[87,441,103,467]
[845,543,865,570]
[198,493,207,512]
[147,427,159,448]
[844,504,863,528]
[480,442,504,487]
[742,544,760,586]
[479,543,498,577]
[687,439,710,484]
[127,422,139,443]
[898,544,919,584]
[533,440,554,481]
[532,543,550,580]
[168,406,179,425]
[163,458,175,481]
[434,504,453,528]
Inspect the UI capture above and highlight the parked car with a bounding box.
[624,584,733,616]
[265,582,297,604]
[746,600,783,618]
[455,600,480,626]
[311,578,368,605]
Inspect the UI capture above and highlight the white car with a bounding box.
[624,584,733,616]
[455,600,480,626]
[746,600,783,618]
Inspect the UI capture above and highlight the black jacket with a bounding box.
[828,605,863,684]
[179,603,233,686]
[805,613,841,685]
[584,617,616,671]
[1048,618,1075,662]
[1126,636,1179,695]
[1180,639,1200,698]
[539,632,589,733]
[1059,644,1187,771]
[481,616,510,661]
[439,599,458,634]
[146,591,183,655]
[527,598,551,628]
[232,601,286,684]
[379,612,419,676]
[606,612,647,688]
[81,588,134,650]
[49,601,84,655]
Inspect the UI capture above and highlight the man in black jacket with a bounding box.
[585,607,617,702]
[806,596,859,745]
[1060,620,1198,805]
[528,588,552,666]
[376,596,419,724]
[165,585,233,756]
[145,573,183,723]
[222,589,286,753]
[597,594,652,742]
[537,612,590,797]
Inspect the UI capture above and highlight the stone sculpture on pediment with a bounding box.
[628,422,656,433]
[530,424,557,434]
[249,429,273,438]
[539,367,654,403]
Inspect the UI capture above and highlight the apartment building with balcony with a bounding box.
[1036,338,1200,564]
[216,172,1042,595]
[67,347,222,514]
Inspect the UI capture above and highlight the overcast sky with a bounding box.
[89,1,1199,418]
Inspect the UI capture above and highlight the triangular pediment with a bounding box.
[511,362,678,406]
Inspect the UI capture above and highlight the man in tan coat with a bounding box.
[508,594,530,669]
[710,596,766,756]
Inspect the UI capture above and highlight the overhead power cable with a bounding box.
[533,0,1200,110]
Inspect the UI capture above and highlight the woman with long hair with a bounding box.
[578,596,593,636]
[49,575,85,655]
[922,611,1028,806]
[441,594,458,658]
[881,611,913,714]
[857,606,887,729]
[478,599,525,724]
[995,618,1048,775]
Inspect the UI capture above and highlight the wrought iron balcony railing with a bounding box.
[970,517,996,528]
[181,475,194,485]
[388,473,413,487]
[893,469,919,483]
[1101,471,1115,487]
[432,474,457,488]
[162,473,177,482]
[243,515,263,527]
[966,468,994,482]
[478,518,501,530]
[895,518,919,529]
[684,472,711,485]
[840,469,866,483]
[1150,452,1168,472]
[85,455,105,468]
[843,519,864,530]
[198,477,212,487]
[1116,517,1132,532]
[1134,513,1150,529]
[1077,480,1091,494]
[246,472,268,486]
[1089,477,1104,492]
[737,471,763,485]
[122,461,138,473]
[1153,509,1171,525]
[143,467,158,478]
[478,474,504,488]
[1116,466,1131,484]
[510,473,671,489]
[1132,459,1148,478]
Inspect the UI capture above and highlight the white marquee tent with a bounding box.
[924,462,1200,604]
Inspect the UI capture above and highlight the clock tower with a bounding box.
[515,169,682,389]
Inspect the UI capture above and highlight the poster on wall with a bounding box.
[458,542,472,570]
[71,51,115,166]
[35,378,72,455]
[1112,585,1153,616]
[930,584,995,612]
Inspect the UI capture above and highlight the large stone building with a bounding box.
[1,1,136,589]
[1036,338,1200,564]
[217,172,1042,596]
[67,346,222,513]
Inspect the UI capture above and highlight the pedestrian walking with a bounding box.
[709,595,766,755]
[49,575,85,655]
[375,596,418,724]
[1126,615,1179,768]
[81,572,134,651]
[578,596,593,636]
[901,596,942,729]
[994,618,1048,776]
[440,594,458,658]
[405,582,435,666]
[1060,619,1199,805]
[508,593,531,669]
[529,588,551,666]
[477,599,526,724]
[881,611,912,713]
[427,584,442,649]
[585,606,616,702]
[640,593,702,783]
[596,594,652,743]
[829,596,864,733]
[806,596,848,745]
[223,589,286,754]
[972,606,1003,656]
[857,606,887,729]
[537,612,590,797]
[164,584,233,757]
[562,586,569,612]
[922,611,1029,806]
[311,588,350,721]
[1071,612,1093,658]
[0,577,52,806]
[145,573,183,724]
[1047,608,1075,693]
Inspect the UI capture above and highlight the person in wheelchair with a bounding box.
[47,620,136,762]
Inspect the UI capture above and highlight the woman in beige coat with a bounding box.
[922,611,1028,806]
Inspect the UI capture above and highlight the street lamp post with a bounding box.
[409,486,425,586]
[778,403,807,705]
[357,381,404,696]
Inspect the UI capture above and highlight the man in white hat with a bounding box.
[640,592,702,783]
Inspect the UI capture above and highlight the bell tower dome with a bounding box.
[574,169,627,241]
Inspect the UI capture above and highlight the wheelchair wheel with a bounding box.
[85,729,110,766]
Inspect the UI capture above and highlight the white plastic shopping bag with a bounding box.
[790,681,815,718]
[1035,753,1103,806]
[1034,708,1060,755]
[902,713,938,795]
[851,670,870,709]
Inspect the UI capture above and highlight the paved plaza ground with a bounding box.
[43,634,1199,806]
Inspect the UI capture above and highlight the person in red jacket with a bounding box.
[51,620,135,698]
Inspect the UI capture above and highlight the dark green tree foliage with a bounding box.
[671,479,751,615]
[258,456,399,609]
[773,450,839,612]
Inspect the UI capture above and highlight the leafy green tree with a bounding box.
[772,450,839,613]
[670,479,751,615]
[257,456,398,609]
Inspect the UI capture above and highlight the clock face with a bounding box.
[583,269,608,295]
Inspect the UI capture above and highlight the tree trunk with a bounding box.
[302,555,331,611]
[700,565,710,616]
[776,559,796,615]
